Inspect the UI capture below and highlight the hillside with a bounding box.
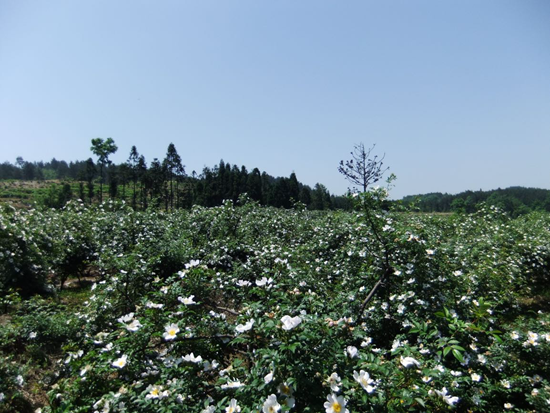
[402,186,550,216]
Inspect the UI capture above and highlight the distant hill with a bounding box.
[402,186,550,216]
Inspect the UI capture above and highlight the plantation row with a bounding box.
[1,191,550,412]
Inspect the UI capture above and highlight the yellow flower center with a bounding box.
[228,408,234,413]
[151,388,159,396]
[169,329,176,336]
[332,402,342,413]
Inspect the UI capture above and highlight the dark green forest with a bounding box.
[0,143,347,211]
[2,141,549,216]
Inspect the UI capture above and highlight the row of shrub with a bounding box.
[1,193,550,411]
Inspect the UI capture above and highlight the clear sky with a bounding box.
[1,0,549,199]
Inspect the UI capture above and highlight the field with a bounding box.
[0,180,114,209]
[1,189,550,412]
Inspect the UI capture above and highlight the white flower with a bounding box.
[201,406,216,413]
[510,331,520,340]
[178,295,196,305]
[361,339,372,348]
[278,382,293,397]
[203,359,219,371]
[353,370,376,393]
[327,372,341,392]
[281,315,302,331]
[324,394,349,413]
[163,323,180,341]
[235,319,255,333]
[400,356,420,368]
[145,385,163,399]
[346,346,358,358]
[262,394,281,413]
[471,373,482,382]
[126,319,142,332]
[117,312,134,323]
[524,331,539,347]
[256,277,273,287]
[185,259,200,269]
[145,301,164,309]
[145,385,170,399]
[435,387,459,406]
[29,332,37,339]
[80,365,91,376]
[434,364,445,373]
[236,280,252,287]
[0,393,4,402]
[15,375,24,386]
[504,403,513,409]
[225,398,241,413]
[391,339,403,352]
[221,380,244,389]
[183,353,203,363]
[277,382,295,407]
[284,396,296,409]
[264,371,274,384]
[112,354,128,368]
[501,379,511,389]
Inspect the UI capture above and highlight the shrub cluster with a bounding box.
[1,194,550,412]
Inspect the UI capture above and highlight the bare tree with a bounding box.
[338,143,389,192]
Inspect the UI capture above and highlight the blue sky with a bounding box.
[1,0,549,199]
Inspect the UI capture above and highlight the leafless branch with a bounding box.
[338,143,389,192]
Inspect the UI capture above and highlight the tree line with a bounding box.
[403,187,550,217]
[1,141,351,211]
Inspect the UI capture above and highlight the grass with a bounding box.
[0,180,128,208]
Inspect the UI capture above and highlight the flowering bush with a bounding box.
[1,196,550,412]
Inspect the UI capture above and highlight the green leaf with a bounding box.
[415,398,426,408]
[452,348,464,363]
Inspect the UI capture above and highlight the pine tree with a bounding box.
[163,143,185,210]
[246,168,262,202]
[127,146,140,209]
